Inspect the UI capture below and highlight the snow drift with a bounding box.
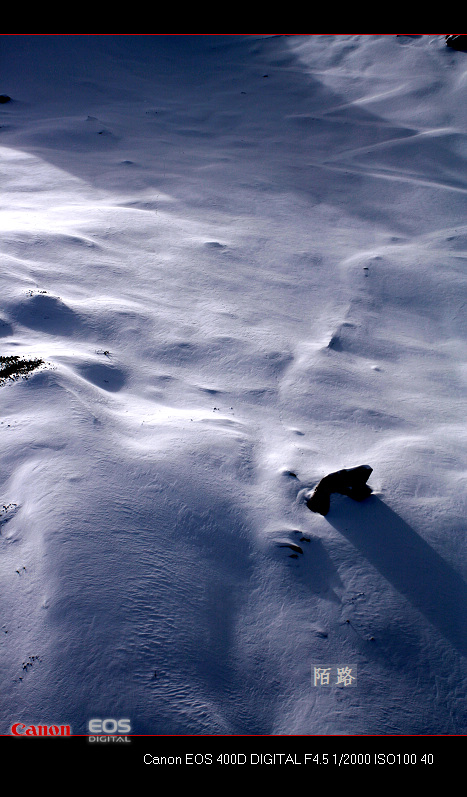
[0,34,466,735]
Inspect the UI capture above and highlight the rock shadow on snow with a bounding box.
[326,495,467,658]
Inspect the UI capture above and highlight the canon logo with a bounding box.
[11,723,71,736]
[88,718,131,735]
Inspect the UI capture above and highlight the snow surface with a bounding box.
[0,34,466,735]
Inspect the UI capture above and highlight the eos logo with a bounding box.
[88,718,131,735]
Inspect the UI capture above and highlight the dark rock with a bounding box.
[445,35,467,51]
[282,469,298,479]
[0,95,11,104]
[306,465,373,516]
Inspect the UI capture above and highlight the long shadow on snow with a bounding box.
[1,35,461,234]
[326,495,467,658]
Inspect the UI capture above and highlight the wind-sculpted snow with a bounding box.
[0,34,466,736]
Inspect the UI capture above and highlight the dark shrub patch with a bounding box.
[0,355,44,385]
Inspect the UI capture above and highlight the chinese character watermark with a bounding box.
[313,667,332,686]
[335,666,356,686]
[312,664,357,687]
